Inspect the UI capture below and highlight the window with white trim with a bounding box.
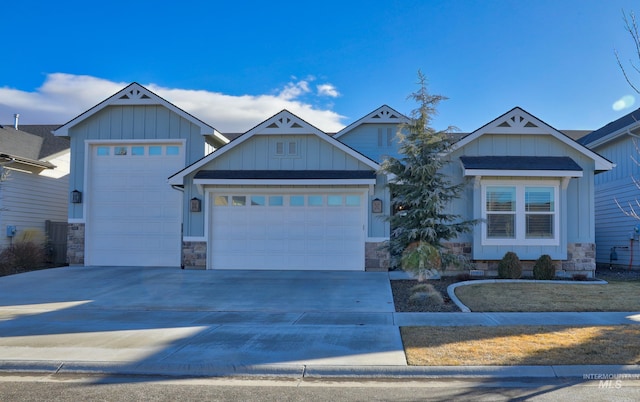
[482,181,559,246]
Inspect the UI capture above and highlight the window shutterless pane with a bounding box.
[131,146,144,156]
[275,142,284,155]
[308,195,323,206]
[114,146,128,156]
[288,141,297,155]
[327,195,342,206]
[232,196,246,206]
[149,146,162,156]
[214,196,228,206]
[526,187,554,212]
[486,186,515,211]
[166,146,180,155]
[269,196,283,206]
[290,195,304,206]
[251,196,265,206]
[346,195,360,206]
[97,146,109,156]
[526,215,554,238]
[487,214,515,238]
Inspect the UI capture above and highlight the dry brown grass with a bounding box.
[455,280,640,312]
[402,325,640,366]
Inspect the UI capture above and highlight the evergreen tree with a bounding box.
[380,72,476,278]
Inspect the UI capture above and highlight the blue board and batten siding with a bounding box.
[446,133,596,260]
[591,136,640,267]
[66,105,207,221]
[337,123,403,163]
[181,133,389,239]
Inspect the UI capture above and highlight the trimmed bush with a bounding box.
[533,254,555,280]
[498,251,522,279]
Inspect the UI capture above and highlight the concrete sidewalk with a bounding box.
[0,266,639,380]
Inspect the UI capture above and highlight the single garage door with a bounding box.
[210,190,366,270]
[86,143,183,266]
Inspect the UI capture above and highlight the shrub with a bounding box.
[533,254,555,280]
[455,272,472,282]
[0,242,46,276]
[409,283,444,305]
[498,251,522,279]
[572,273,588,281]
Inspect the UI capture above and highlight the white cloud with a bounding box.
[0,73,346,133]
[317,83,340,98]
[612,95,636,111]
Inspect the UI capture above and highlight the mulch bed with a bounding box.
[391,277,461,312]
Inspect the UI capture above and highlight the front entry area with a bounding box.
[209,189,367,270]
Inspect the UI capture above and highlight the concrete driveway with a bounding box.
[0,266,406,373]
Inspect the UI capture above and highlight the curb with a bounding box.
[1,361,639,380]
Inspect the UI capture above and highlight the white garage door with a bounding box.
[210,191,366,270]
[86,143,183,266]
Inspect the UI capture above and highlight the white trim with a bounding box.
[183,236,206,242]
[463,169,583,178]
[85,139,188,145]
[480,179,560,247]
[68,218,85,224]
[194,178,377,186]
[334,105,409,139]
[366,237,389,242]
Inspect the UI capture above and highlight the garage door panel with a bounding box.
[210,191,365,270]
[87,143,183,267]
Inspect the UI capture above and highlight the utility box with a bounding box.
[6,226,16,237]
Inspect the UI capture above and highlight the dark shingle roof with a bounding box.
[194,170,376,180]
[578,108,640,146]
[459,156,583,172]
[11,124,69,159]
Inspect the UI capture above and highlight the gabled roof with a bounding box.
[577,107,640,148]
[0,126,56,170]
[52,82,228,147]
[451,107,614,172]
[169,109,380,185]
[333,105,409,139]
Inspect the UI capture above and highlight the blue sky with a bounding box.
[1,0,639,134]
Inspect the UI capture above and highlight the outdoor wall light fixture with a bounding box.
[190,197,202,212]
[71,189,82,204]
[372,198,383,213]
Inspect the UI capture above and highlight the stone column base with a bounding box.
[67,223,85,265]
[182,241,207,269]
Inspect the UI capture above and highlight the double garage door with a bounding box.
[86,143,183,266]
[210,190,366,270]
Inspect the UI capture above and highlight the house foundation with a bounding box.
[67,223,85,265]
[365,241,390,271]
[182,241,207,269]
[441,242,596,278]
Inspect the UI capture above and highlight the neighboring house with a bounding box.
[0,122,69,262]
[55,82,613,276]
[578,108,640,269]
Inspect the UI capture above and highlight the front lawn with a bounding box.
[402,325,640,366]
[455,279,640,312]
